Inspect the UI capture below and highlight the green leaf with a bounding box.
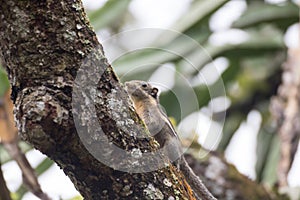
[0,67,9,97]
[160,59,238,122]
[229,53,284,105]
[172,0,229,33]
[68,196,83,200]
[261,134,280,186]
[217,113,245,151]
[114,33,206,76]
[160,88,181,122]
[232,2,299,30]
[35,157,53,176]
[220,58,240,84]
[149,0,228,47]
[255,126,275,183]
[119,64,158,82]
[162,75,202,121]
[160,83,211,122]
[178,26,285,76]
[88,0,131,31]
[114,49,176,76]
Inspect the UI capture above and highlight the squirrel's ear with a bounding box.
[151,87,159,98]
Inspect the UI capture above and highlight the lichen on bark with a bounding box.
[0,0,196,199]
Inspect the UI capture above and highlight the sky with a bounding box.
[2,0,299,199]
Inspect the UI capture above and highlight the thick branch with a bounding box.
[184,152,278,200]
[0,1,196,199]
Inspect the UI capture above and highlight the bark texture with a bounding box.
[184,151,288,200]
[271,48,300,188]
[0,1,196,199]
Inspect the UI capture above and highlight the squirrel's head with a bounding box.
[125,80,159,101]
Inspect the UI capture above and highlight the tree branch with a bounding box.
[0,1,197,199]
[271,48,300,188]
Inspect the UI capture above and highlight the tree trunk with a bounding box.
[0,1,196,199]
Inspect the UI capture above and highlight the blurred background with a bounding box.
[0,0,299,199]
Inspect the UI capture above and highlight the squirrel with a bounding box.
[125,80,217,200]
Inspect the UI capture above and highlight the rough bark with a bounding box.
[0,89,50,199]
[184,150,288,200]
[271,48,300,188]
[0,1,196,199]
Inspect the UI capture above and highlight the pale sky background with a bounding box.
[2,0,299,199]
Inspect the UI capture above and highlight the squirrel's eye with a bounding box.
[141,84,147,88]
